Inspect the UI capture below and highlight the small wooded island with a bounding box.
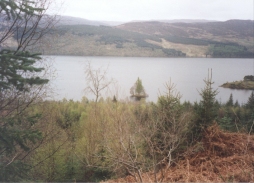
[220,75,254,90]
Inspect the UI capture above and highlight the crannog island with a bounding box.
[221,75,254,90]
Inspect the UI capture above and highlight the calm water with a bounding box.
[46,56,254,104]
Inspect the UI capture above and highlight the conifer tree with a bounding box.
[234,100,240,107]
[199,69,218,125]
[245,92,254,133]
[226,93,234,107]
[194,69,219,136]
[130,77,148,101]
[135,77,144,95]
[0,50,48,91]
[246,91,254,109]
[0,0,55,181]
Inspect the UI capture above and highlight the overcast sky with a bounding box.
[53,0,254,22]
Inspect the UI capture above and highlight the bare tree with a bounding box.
[99,100,145,182]
[84,62,115,103]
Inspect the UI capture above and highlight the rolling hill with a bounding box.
[31,18,254,57]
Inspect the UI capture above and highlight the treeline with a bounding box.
[58,24,161,45]
[163,35,253,58]
[1,75,254,182]
[210,44,254,58]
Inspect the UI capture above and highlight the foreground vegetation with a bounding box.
[1,73,254,182]
[107,123,254,182]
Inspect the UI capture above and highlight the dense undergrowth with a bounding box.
[107,124,254,182]
[1,77,254,182]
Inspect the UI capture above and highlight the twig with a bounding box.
[5,153,19,166]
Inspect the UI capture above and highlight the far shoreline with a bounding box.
[41,54,254,59]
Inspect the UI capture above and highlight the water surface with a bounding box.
[47,56,254,104]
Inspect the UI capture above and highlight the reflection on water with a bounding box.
[47,56,253,104]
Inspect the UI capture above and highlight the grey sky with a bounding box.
[54,0,254,22]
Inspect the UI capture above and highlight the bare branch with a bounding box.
[84,62,115,103]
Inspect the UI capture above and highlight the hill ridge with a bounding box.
[31,19,254,58]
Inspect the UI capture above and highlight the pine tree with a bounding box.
[194,69,219,136]
[0,0,53,181]
[0,50,49,92]
[226,93,234,107]
[198,69,218,126]
[0,51,48,180]
[234,100,240,107]
[245,92,254,133]
[130,77,148,101]
[0,0,44,20]
[246,91,254,109]
[135,77,144,95]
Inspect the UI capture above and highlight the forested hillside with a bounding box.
[116,20,254,58]
[33,19,254,58]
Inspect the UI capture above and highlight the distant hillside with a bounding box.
[36,24,185,57]
[31,19,253,58]
[118,20,254,37]
[116,20,254,57]
[55,16,221,27]
[159,19,219,23]
[56,16,124,26]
